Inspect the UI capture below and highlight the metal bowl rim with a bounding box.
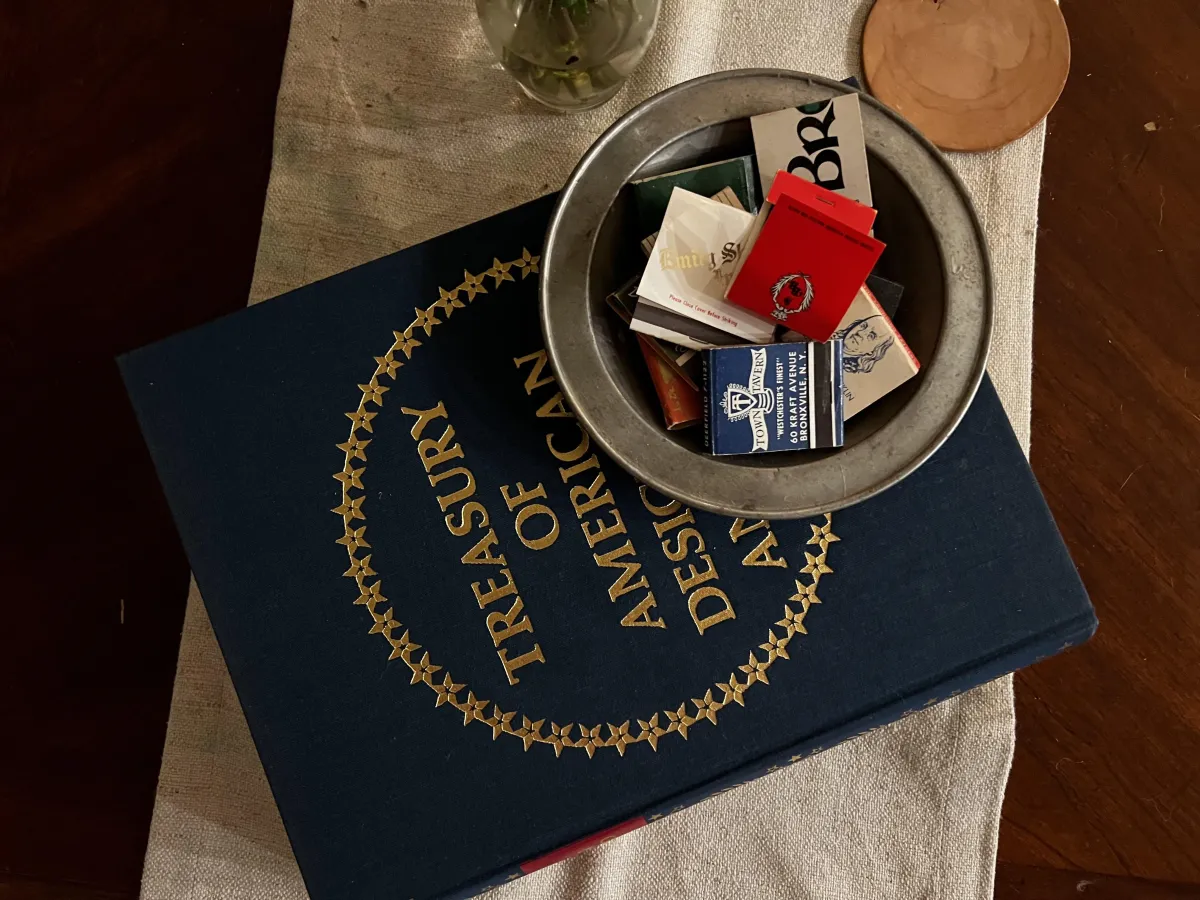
[540,68,994,519]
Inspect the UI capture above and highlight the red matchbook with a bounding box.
[726,170,886,342]
[767,169,878,235]
[637,334,703,430]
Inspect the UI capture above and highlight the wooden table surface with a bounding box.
[1,1,1197,897]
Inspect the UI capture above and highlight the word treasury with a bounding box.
[402,401,548,686]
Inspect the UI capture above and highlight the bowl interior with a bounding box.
[589,119,945,468]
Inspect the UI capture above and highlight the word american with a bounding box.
[513,348,793,635]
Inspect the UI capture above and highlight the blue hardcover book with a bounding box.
[119,195,1095,900]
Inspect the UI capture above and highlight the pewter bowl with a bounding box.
[540,70,992,519]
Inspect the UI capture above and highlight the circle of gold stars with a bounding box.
[332,248,839,758]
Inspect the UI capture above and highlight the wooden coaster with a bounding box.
[863,0,1070,152]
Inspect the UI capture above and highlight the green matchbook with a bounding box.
[630,156,759,236]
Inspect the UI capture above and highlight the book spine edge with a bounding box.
[441,612,1098,900]
[636,614,1098,823]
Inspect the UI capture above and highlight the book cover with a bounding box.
[631,156,758,236]
[750,93,873,206]
[725,188,885,341]
[637,188,776,343]
[120,194,1095,900]
[704,342,844,454]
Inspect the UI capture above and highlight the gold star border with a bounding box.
[331,248,838,757]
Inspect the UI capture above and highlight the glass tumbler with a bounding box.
[476,0,661,112]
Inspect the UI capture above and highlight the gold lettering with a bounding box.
[460,527,507,566]
[728,518,768,542]
[674,553,718,592]
[401,402,447,440]
[501,483,559,551]
[404,401,547,678]
[536,391,574,420]
[581,506,627,549]
[513,350,556,395]
[428,465,477,512]
[593,540,649,602]
[662,526,704,562]
[639,484,681,517]
[659,248,674,270]
[472,568,517,609]
[619,593,666,628]
[547,425,590,462]
[741,532,787,568]
[536,404,658,631]
[501,482,547,512]
[514,503,560,551]
[446,500,488,537]
[417,424,463,473]
[485,596,534,646]
[559,453,600,483]
[688,585,736,634]
[498,643,546,685]
[729,518,787,567]
[671,252,701,270]
[570,472,614,518]
[653,507,696,539]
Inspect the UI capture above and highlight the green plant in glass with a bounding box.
[477,0,661,112]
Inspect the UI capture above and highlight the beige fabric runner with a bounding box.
[141,1,1048,897]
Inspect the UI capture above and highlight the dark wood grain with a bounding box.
[996,865,1200,899]
[1000,0,1200,887]
[0,0,292,896]
[0,0,1196,898]
[0,876,131,900]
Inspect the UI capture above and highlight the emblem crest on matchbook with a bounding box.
[770,272,815,320]
[704,341,844,455]
[724,171,884,342]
